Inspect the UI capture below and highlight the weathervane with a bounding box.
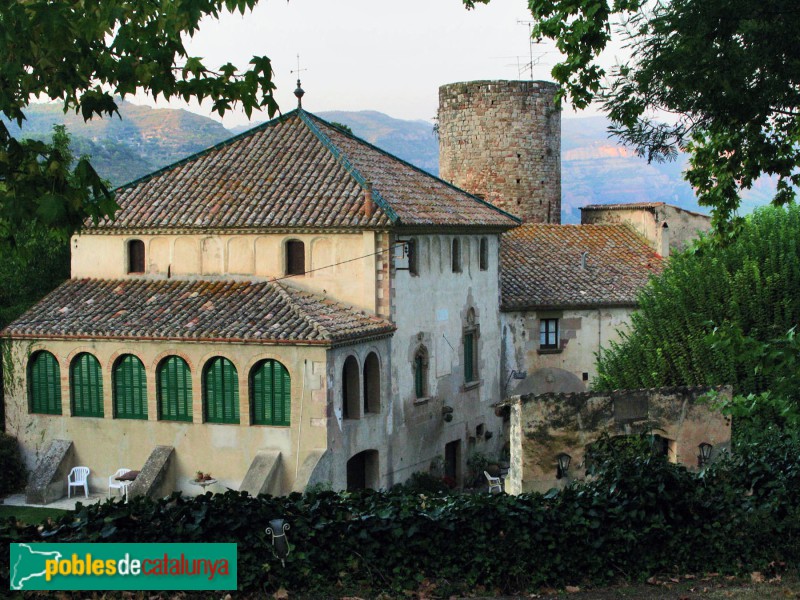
[291,54,307,108]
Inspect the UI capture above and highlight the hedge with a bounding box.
[2,436,800,596]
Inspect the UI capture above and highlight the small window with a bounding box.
[250,359,291,426]
[479,237,488,271]
[451,238,461,273]
[540,318,559,349]
[28,351,62,415]
[113,354,147,420]
[464,309,479,384]
[70,353,104,418]
[286,240,305,276]
[414,346,429,399]
[203,357,240,424]
[157,356,193,422]
[128,240,145,274]
[407,239,418,276]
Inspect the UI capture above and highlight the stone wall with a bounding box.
[438,80,561,224]
[507,386,732,494]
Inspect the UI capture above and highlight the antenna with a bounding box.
[516,20,547,80]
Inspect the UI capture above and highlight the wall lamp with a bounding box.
[266,519,291,566]
[556,452,571,479]
[698,442,713,467]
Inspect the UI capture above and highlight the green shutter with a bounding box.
[464,332,474,382]
[158,356,193,422]
[70,353,104,418]
[251,360,290,426]
[204,357,239,424]
[29,351,62,415]
[113,355,147,420]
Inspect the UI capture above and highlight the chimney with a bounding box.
[363,181,375,219]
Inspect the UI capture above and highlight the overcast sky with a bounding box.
[134,0,608,128]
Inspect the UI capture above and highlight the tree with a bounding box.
[0,1,278,245]
[464,0,800,234]
[594,204,800,398]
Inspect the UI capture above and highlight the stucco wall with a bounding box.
[71,231,380,312]
[3,338,329,496]
[387,233,505,484]
[507,386,732,494]
[502,307,634,396]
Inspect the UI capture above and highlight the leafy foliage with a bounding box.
[595,205,800,394]
[465,0,800,232]
[0,0,279,244]
[3,441,800,596]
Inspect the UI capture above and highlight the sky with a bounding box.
[133,0,601,128]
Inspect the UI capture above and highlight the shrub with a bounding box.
[0,433,27,496]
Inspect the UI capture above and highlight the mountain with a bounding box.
[7,103,773,221]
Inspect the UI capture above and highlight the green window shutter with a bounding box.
[70,353,104,418]
[113,355,147,420]
[28,351,62,415]
[251,360,290,426]
[204,357,239,424]
[464,332,474,382]
[158,356,193,422]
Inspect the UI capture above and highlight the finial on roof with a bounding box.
[292,53,307,109]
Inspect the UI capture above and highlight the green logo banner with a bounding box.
[10,543,237,591]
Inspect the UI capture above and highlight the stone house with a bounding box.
[2,107,519,498]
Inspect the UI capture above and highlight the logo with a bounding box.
[10,543,237,591]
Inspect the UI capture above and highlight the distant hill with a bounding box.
[7,103,773,221]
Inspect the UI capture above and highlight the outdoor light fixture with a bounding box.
[698,442,713,467]
[266,519,291,566]
[556,452,571,479]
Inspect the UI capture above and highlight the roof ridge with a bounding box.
[111,109,301,193]
[297,110,399,223]
[305,111,522,225]
[272,282,334,341]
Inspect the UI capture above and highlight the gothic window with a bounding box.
[463,309,479,384]
[414,346,429,399]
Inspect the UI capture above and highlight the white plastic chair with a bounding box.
[108,468,132,499]
[68,466,90,498]
[484,470,502,494]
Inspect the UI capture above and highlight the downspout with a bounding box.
[295,359,307,480]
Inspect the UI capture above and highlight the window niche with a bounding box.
[479,237,489,271]
[451,238,462,273]
[463,308,479,386]
[413,345,429,400]
[342,355,360,419]
[363,352,381,414]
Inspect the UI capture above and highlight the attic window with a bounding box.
[479,237,488,271]
[286,240,305,276]
[127,240,145,274]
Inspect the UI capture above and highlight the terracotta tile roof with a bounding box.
[94,110,518,232]
[500,224,664,310]
[581,202,666,211]
[3,279,395,345]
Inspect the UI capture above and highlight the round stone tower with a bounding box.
[438,80,561,224]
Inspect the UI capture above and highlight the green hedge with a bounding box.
[2,438,800,596]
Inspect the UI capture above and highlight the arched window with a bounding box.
[128,239,145,274]
[363,352,380,414]
[342,355,360,419]
[157,356,193,422]
[479,237,489,271]
[70,353,104,417]
[250,359,291,426]
[451,238,461,273]
[28,351,62,415]
[203,357,239,424]
[463,309,479,384]
[414,346,429,399]
[113,354,147,420]
[285,240,305,275]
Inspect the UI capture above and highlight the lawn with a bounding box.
[0,504,69,525]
